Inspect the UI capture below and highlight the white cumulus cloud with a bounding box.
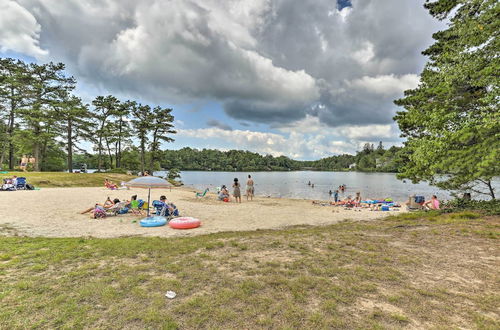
[0,0,47,57]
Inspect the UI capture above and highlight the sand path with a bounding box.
[0,187,403,238]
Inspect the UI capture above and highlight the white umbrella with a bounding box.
[125,176,172,217]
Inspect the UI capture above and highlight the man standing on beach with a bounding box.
[246,175,254,201]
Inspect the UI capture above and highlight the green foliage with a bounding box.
[0,58,176,173]
[162,147,302,171]
[441,198,500,215]
[394,0,499,199]
[167,168,181,180]
[149,106,176,172]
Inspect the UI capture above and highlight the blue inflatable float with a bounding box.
[140,216,167,227]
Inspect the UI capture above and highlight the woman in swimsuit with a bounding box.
[424,195,440,210]
[233,178,241,203]
[246,175,254,201]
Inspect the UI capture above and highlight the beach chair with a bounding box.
[16,177,27,190]
[195,188,209,198]
[129,200,144,215]
[105,202,129,216]
[152,200,179,218]
[407,195,424,211]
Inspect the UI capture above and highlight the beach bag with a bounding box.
[26,184,35,190]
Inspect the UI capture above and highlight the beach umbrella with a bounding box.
[124,176,172,217]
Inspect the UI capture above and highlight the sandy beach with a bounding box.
[0,187,404,238]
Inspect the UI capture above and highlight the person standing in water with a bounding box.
[246,175,254,201]
[334,190,339,204]
[233,178,241,203]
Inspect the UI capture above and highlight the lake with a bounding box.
[152,170,488,202]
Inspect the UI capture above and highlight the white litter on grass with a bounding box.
[165,291,176,299]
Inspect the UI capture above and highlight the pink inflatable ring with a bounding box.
[169,217,201,229]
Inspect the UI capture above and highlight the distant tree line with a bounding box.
[0,58,175,173]
[73,143,404,173]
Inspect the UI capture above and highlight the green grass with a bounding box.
[0,213,499,328]
[0,172,136,188]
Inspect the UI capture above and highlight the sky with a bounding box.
[0,0,445,160]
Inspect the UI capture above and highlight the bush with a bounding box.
[442,199,500,216]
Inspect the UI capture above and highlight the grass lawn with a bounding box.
[0,211,498,329]
[0,172,136,188]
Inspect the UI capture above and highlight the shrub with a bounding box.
[442,199,500,216]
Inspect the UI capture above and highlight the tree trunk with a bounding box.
[486,180,495,200]
[39,126,51,171]
[104,136,113,169]
[67,119,73,173]
[97,135,103,172]
[33,125,41,171]
[0,139,6,168]
[8,88,16,170]
[117,118,122,168]
[140,139,145,174]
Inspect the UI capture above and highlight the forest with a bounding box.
[0,58,175,174]
[73,143,402,173]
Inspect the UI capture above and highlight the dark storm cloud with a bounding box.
[206,119,233,131]
[7,0,443,128]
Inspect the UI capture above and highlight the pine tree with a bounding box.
[114,100,133,168]
[149,106,176,172]
[394,0,499,199]
[0,58,30,169]
[21,62,75,171]
[131,103,154,174]
[53,94,93,172]
[91,95,120,172]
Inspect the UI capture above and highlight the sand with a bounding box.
[0,187,405,238]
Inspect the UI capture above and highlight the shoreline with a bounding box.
[0,187,405,238]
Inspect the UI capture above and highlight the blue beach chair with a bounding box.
[16,177,27,190]
[152,200,179,217]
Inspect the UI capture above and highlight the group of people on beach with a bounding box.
[313,183,441,211]
[218,175,255,203]
[81,194,178,219]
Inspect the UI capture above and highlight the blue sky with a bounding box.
[0,0,443,160]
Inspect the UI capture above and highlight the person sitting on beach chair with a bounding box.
[128,195,144,215]
[81,197,118,218]
[153,195,179,217]
[105,200,130,216]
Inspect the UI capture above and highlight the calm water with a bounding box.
[152,171,499,202]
